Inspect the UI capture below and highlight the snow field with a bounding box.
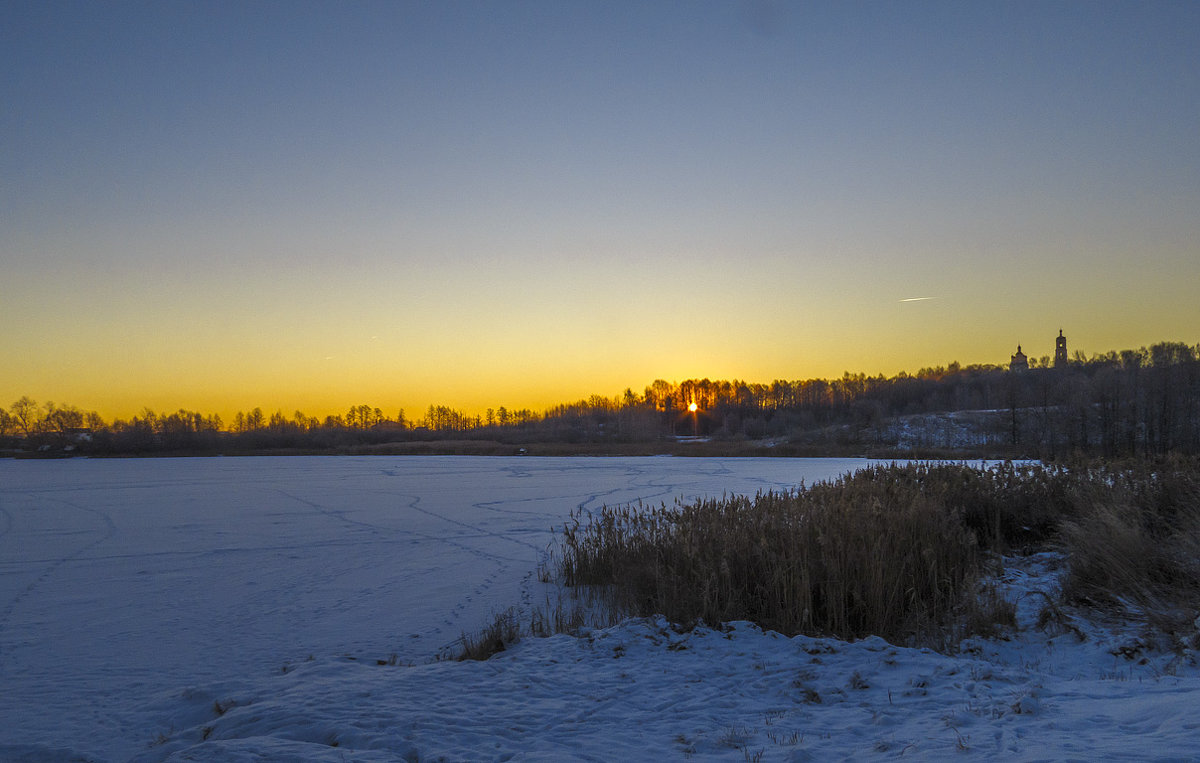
[0,456,873,761]
[138,578,1200,761]
[3,457,1199,760]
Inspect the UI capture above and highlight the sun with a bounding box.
[688,402,698,412]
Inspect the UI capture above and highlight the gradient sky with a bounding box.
[4,1,1198,421]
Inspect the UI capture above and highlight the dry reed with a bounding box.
[554,458,1200,643]
[452,458,1200,658]
[1057,455,1200,633]
[558,464,1005,642]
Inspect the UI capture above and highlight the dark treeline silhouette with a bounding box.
[535,341,1200,458]
[3,341,1197,458]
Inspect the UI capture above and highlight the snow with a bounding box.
[2,456,1198,761]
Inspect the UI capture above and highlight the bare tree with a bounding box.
[10,396,41,437]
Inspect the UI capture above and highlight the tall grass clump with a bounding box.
[1057,456,1200,633]
[455,608,522,661]
[557,463,1022,643]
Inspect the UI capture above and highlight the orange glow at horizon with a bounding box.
[3,313,1198,427]
[3,4,1198,425]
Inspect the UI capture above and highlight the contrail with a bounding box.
[899,297,935,303]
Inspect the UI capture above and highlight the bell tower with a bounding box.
[1054,329,1068,368]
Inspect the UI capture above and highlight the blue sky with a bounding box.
[3,1,1198,418]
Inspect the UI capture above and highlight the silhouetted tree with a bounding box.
[10,396,41,438]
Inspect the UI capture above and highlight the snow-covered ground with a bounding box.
[875,410,1004,451]
[2,456,1198,761]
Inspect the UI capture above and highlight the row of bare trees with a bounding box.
[0,397,107,447]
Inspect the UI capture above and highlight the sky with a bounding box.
[3,1,1198,421]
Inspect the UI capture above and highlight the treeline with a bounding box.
[0,396,546,455]
[532,341,1200,458]
[3,340,1197,457]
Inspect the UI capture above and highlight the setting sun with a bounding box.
[688,402,698,413]
[3,3,1198,425]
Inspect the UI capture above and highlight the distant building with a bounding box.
[1009,330,1069,371]
[1010,345,1029,372]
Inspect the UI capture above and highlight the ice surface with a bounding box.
[0,456,869,760]
[3,456,1198,761]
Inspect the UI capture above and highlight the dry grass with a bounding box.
[556,464,1017,643]
[455,608,521,661]
[453,593,627,660]
[453,458,1200,659]
[1057,456,1200,634]
[552,458,1200,644]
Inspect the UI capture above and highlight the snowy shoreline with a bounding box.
[2,457,1198,761]
[134,585,1200,761]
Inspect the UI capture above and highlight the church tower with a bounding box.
[1010,344,1028,372]
[1054,329,1068,367]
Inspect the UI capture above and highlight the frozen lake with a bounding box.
[0,455,873,760]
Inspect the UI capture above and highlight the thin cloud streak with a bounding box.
[899,297,936,303]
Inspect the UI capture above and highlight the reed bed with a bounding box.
[559,464,993,642]
[454,458,1200,659]
[554,459,1200,644]
[1057,456,1200,633]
